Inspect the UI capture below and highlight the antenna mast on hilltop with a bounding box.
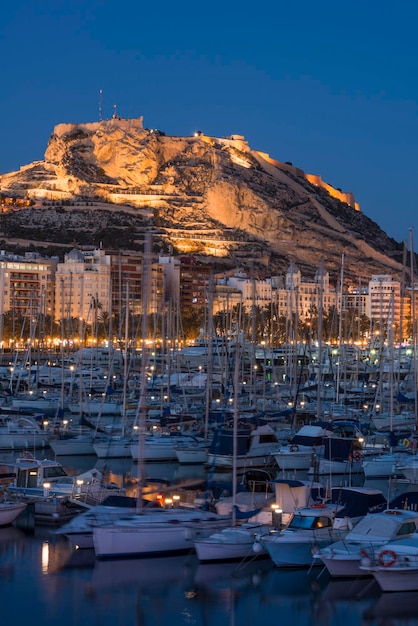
[99,89,103,121]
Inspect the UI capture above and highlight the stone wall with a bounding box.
[53,116,144,137]
[305,173,359,211]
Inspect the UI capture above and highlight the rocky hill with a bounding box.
[0,116,406,283]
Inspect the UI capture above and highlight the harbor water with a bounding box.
[1,452,417,626]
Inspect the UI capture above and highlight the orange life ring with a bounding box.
[360,547,370,559]
[290,444,299,452]
[378,549,397,567]
[353,450,362,462]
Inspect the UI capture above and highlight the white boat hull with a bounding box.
[0,433,49,450]
[206,453,272,470]
[262,535,333,567]
[397,465,418,483]
[371,413,416,431]
[194,525,269,562]
[362,456,396,478]
[93,511,231,558]
[272,451,313,471]
[317,554,364,577]
[131,436,202,462]
[50,436,96,456]
[68,402,122,416]
[0,416,50,450]
[309,458,363,475]
[94,439,132,458]
[11,398,61,413]
[372,567,418,592]
[0,502,27,526]
[175,447,208,464]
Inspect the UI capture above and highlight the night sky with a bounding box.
[2,0,418,246]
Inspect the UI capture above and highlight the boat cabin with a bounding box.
[13,457,68,490]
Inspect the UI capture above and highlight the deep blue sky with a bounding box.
[2,0,418,246]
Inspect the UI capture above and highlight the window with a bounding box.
[396,522,417,536]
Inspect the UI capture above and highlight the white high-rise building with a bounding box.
[226,273,273,308]
[275,264,336,320]
[55,248,111,322]
[0,251,57,317]
[367,274,401,329]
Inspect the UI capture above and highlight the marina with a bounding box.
[0,329,418,625]
[2,0,418,620]
[1,455,418,626]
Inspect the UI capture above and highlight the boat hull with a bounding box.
[362,457,396,478]
[317,554,364,578]
[194,526,269,562]
[93,512,231,558]
[0,434,49,449]
[372,567,418,592]
[272,451,313,471]
[0,502,27,526]
[131,436,202,462]
[175,447,208,464]
[263,536,333,567]
[396,465,418,483]
[195,538,263,562]
[309,458,363,475]
[94,440,131,458]
[206,453,272,470]
[50,437,96,456]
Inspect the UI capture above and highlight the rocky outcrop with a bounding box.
[0,117,405,283]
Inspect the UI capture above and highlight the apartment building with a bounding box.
[55,247,111,321]
[275,265,337,319]
[0,251,57,317]
[366,274,401,329]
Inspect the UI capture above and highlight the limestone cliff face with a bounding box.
[0,117,404,282]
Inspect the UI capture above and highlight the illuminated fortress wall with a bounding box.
[256,151,359,211]
[53,117,145,137]
[305,174,359,211]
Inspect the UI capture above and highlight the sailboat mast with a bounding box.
[336,254,344,405]
[232,336,240,528]
[409,228,417,426]
[316,261,324,421]
[388,291,395,433]
[136,233,152,513]
[121,282,129,437]
[204,273,214,441]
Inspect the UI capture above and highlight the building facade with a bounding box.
[55,248,111,322]
[275,265,337,320]
[366,274,401,330]
[0,251,57,317]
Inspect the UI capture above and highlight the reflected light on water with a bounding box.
[41,541,49,574]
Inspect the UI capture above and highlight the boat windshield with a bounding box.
[44,466,68,479]
[289,515,331,530]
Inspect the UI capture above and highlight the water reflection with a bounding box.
[2,526,418,626]
[3,455,418,625]
[363,591,418,625]
[92,553,198,593]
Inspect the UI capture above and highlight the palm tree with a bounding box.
[180,307,204,341]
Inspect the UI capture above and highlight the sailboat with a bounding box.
[194,342,273,563]
[363,291,412,478]
[0,501,27,527]
[91,284,138,460]
[92,235,233,559]
[307,420,365,475]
